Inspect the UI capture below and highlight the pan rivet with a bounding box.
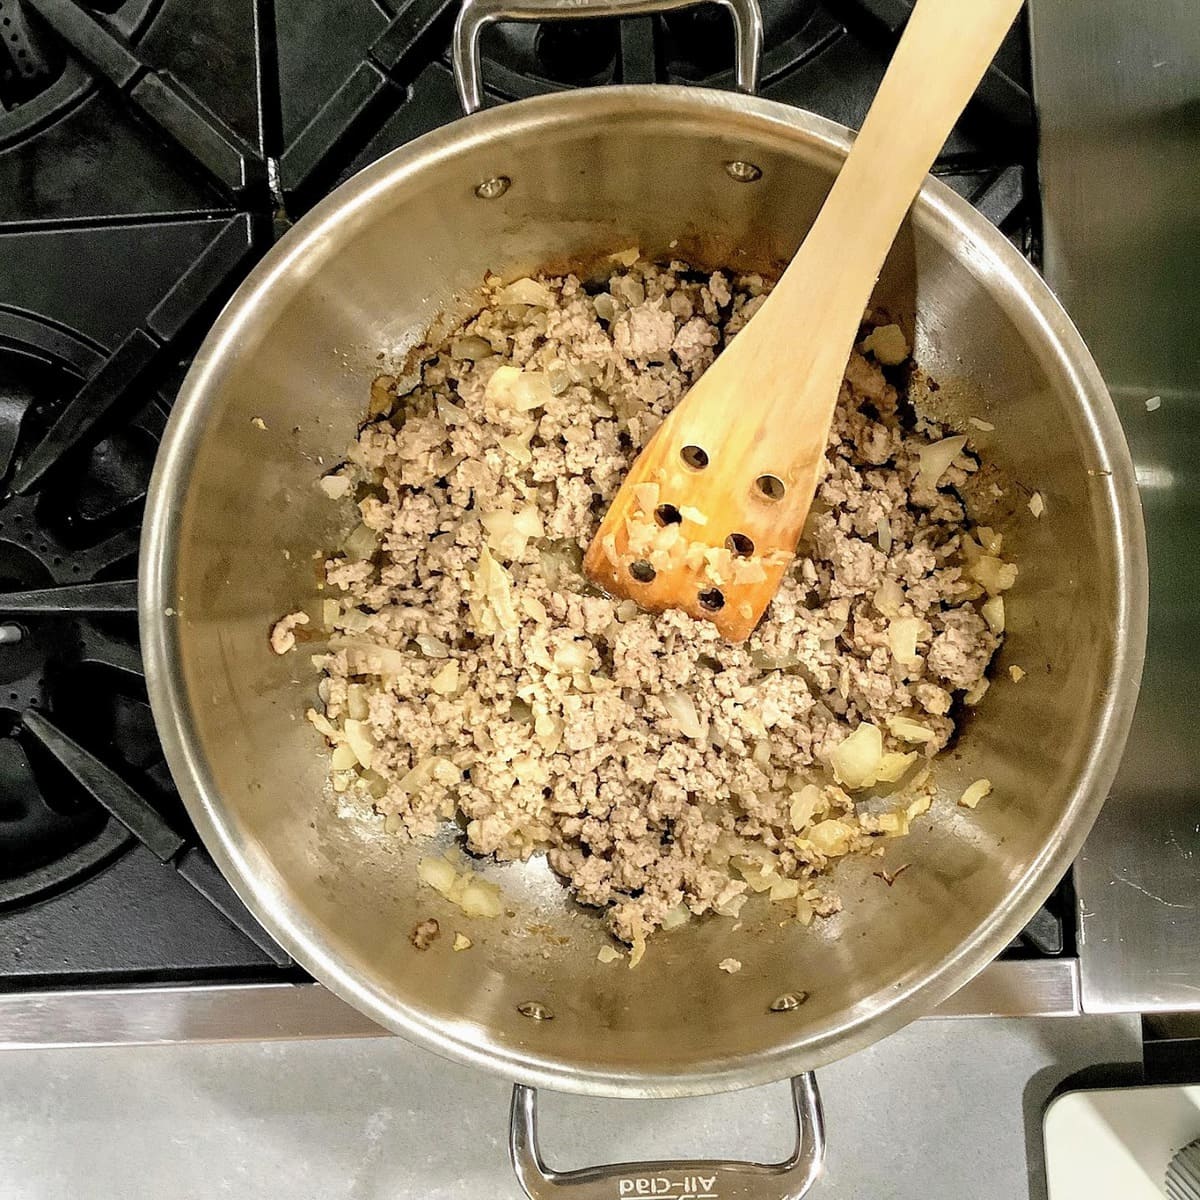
[769,991,810,1012]
[724,160,762,183]
[475,176,512,199]
[517,1001,554,1021]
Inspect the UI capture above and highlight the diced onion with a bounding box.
[862,323,909,365]
[418,856,458,895]
[331,638,408,676]
[876,750,918,783]
[415,634,450,658]
[907,794,933,820]
[437,396,469,425]
[319,473,352,500]
[482,504,544,560]
[449,335,494,361]
[497,277,555,307]
[887,715,937,744]
[917,435,968,490]
[598,944,624,962]
[874,576,904,617]
[343,718,374,769]
[331,743,358,770]
[459,878,503,918]
[660,903,690,930]
[612,276,645,307]
[974,527,1003,555]
[337,608,373,634]
[552,641,591,673]
[417,856,503,918]
[967,555,1018,595]
[633,482,659,512]
[876,516,893,553]
[306,708,341,741]
[346,684,369,721]
[430,661,459,695]
[628,930,646,969]
[769,876,800,902]
[497,418,537,463]
[521,594,548,623]
[732,558,767,585]
[875,811,909,837]
[808,819,855,856]
[343,523,378,561]
[981,595,1005,634]
[470,546,519,633]
[959,778,992,809]
[830,722,884,789]
[662,690,707,741]
[887,617,926,667]
[789,784,823,831]
[485,365,552,413]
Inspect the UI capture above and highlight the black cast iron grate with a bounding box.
[0,0,1063,981]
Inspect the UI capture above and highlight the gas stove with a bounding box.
[0,0,1094,1037]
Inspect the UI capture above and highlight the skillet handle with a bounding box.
[510,1073,825,1200]
[452,0,763,114]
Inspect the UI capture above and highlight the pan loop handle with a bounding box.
[510,1073,825,1200]
[452,0,764,115]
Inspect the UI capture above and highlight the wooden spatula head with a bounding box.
[582,347,830,643]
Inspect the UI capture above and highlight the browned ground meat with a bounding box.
[282,259,1016,952]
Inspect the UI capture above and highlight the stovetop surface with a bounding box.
[0,0,1057,988]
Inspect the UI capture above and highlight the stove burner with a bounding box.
[0,313,285,962]
[480,17,618,88]
[660,0,823,81]
[532,20,619,87]
[0,320,144,902]
[0,0,260,198]
[0,0,64,109]
[0,0,157,145]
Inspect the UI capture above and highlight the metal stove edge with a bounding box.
[0,959,1085,1050]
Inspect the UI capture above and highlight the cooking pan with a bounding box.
[139,0,1147,1194]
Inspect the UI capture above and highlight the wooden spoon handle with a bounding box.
[583,0,1026,642]
[757,0,1026,350]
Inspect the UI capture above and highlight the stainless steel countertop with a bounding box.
[0,1014,1145,1200]
[1030,0,1200,1013]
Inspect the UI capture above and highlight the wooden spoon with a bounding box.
[583,0,1025,641]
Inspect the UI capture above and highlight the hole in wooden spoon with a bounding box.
[655,504,682,526]
[755,474,785,501]
[698,588,725,611]
[726,532,755,557]
[629,560,656,583]
[680,445,709,470]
